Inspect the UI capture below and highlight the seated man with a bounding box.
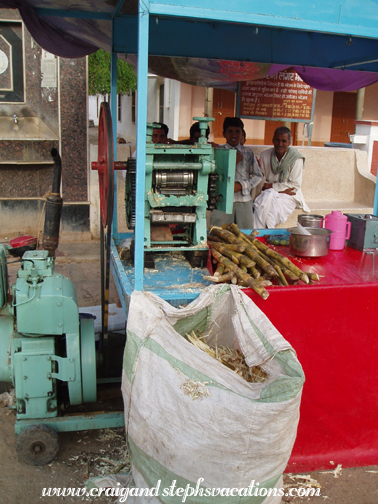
[254,126,309,228]
[210,117,262,230]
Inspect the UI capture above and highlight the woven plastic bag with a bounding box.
[121,284,305,504]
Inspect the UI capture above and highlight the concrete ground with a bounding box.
[1,239,378,503]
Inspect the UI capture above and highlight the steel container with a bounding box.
[298,214,324,228]
[288,227,333,257]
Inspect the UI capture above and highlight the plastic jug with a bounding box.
[325,211,351,250]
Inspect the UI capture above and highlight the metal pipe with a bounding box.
[42,149,63,257]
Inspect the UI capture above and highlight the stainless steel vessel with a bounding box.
[288,227,333,257]
[298,214,324,228]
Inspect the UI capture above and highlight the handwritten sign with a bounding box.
[238,70,314,121]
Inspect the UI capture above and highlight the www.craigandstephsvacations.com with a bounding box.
[41,478,321,501]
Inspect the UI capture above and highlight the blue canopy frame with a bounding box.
[5,0,378,291]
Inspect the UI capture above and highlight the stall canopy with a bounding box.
[3,0,378,92]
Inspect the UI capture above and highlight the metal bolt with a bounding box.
[23,376,27,380]
[47,373,52,379]
[58,322,63,327]
[57,302,62,307]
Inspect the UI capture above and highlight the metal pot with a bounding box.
[298,214,324,228]
[288,227,333,257]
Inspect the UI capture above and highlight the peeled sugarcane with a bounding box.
[210,248,269,300]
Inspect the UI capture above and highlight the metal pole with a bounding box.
[134,2,149,290]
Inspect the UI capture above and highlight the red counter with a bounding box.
[245,245,378,472]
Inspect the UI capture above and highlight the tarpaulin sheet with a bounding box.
[2,0,378,91]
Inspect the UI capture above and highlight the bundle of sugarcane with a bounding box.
[205,223,320,299]
[185,330,268,384]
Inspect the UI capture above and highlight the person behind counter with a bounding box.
[167,121,211,145]
[122,123,169,180]
[210,117,262,230]
[253,126,310,228]
[151,123,169,144]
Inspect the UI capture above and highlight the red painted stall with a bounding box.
[245,243,378,472]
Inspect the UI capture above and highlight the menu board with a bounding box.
[237,69,314,121]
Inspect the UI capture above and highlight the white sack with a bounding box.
[121,284,305,503]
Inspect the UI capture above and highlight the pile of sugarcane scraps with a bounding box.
[205,224,319,300]
[185,330,268,384]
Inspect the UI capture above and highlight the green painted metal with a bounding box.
[65,332,82,405]
[0,250,117,436]
[15,251,79,337]
[14,412,125,435]
[214,148,237,214]
[0,312,13,382]
[80,318,97,403]
[140,119,235,249]
[12,336,58,419]
[0,245,8,309]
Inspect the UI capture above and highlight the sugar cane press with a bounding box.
[0,146,123,467]
[92,106,236,269]
[124,116,236,267]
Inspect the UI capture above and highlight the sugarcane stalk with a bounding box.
[304,272,320,282]
[209,226,238,244]
[228,223,256,244]
[214,263,225,277]
[250,237,309,284]
[239,243,278,277]
[204,272,234,283]
[206,234,223,243]
[221,243,246,253]
[231,251,256,269]
[257,250,299,281]
[274,265,289,286]
[249,266,261,279]
[210,249,269,299]
[210,241,240,264]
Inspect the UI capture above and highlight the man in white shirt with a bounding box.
[210,117,262,229]
[254,126,310,229]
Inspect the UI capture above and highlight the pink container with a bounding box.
[324,211,351,250]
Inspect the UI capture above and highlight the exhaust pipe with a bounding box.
[43,148,63,257]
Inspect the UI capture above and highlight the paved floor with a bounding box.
[3,240,378,503]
